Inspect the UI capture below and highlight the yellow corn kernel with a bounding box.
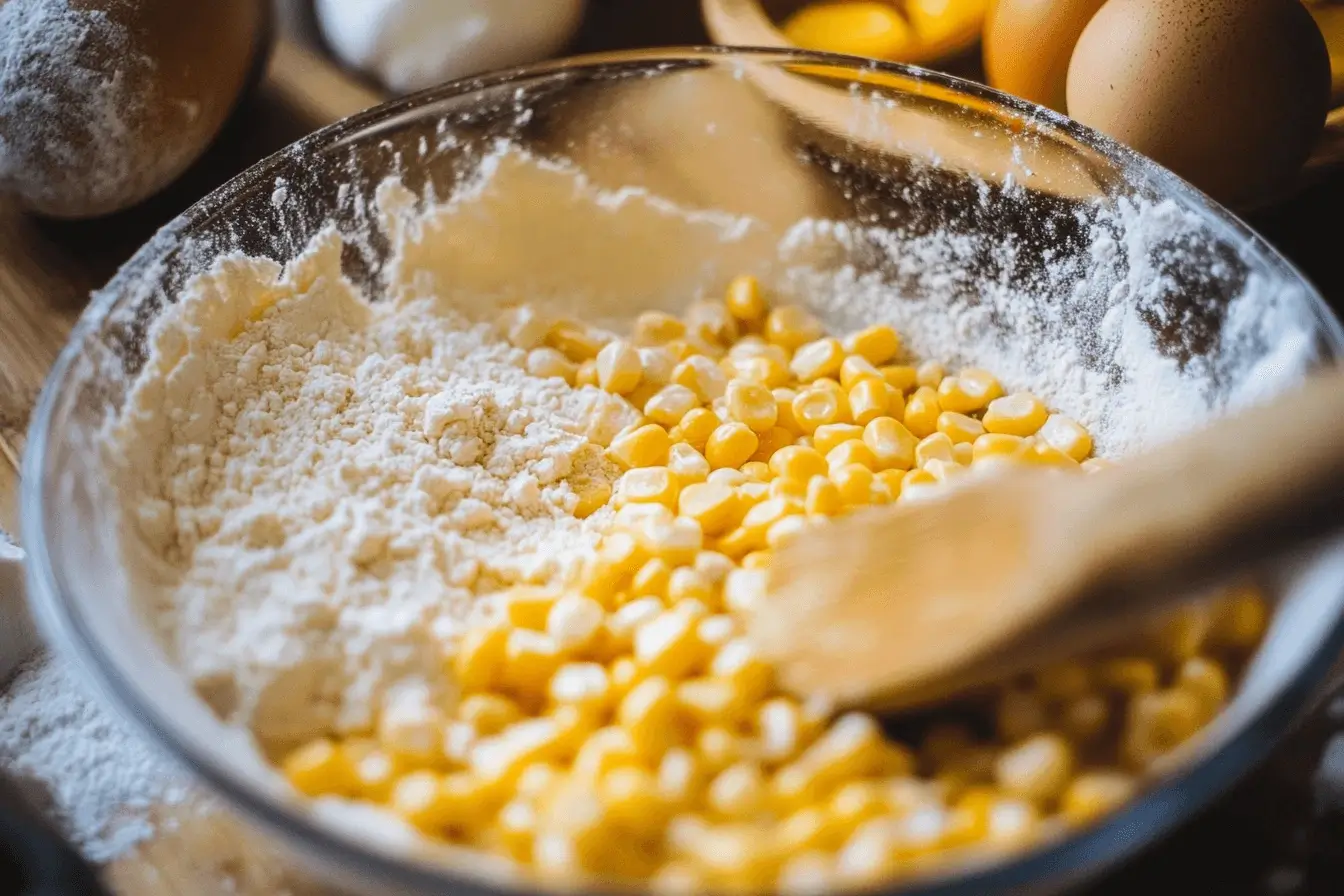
[777,807,839,855]
[1122,689,1202,768]
[707,761,769,818]
[844,324,901,365]
[997,689,1048,742]
[688,300,740,347]
[726,380,779,433]
[497,304,552,350]
[765,305,824,350]
[670,408,719,453]
[937,411,985,445]
[790,337,846,382]
[572,481,613,520]
[1061,694,1110,743]
[668,568,716,607]
[984,797,1041,848]
[607,656,647,704]
[1037,414,1094,463]
[697,612,739,646]
[873,467,904,499]
[547,320,609,362]
[645,384,700,428]
[454,625,508,694]
[839,355,882,390]
[639,346,679,387]
[620,676,683,760]
[657,746,708,809]
[916,432,956,466]
[502,586,558,630]
[595,339,643,395]
[618,466,680,510]
[549,662,613,717]
[973,432,1025,463]
[634,607,710,679]
[739,460,772,482]
[634,311,687,346]
[797,713,886,785]
[826,440,878,472]
[608,424,672,469]
[631,558,673,599]
[880,364,919,393]
[672,356,728,403]
[767,515,812,550]
[831,464,876,507]
[625,383,662,415]
[861,416,918,471]
[708,468,749,488]
[696,824,779,891]
[526,347,579,384]
[283,738,355,797]
[459,694,524,736]
[904,386,941,438]
[767,477,808,505]
[1098,657,1160,695]
[1016,438,1080,468]
[994,733,1075,803]
[636,517,705,568]
[667,442,712,486]
[1061,772,1136,825]
[709,637,773,701]
[953,442,974,466]
[501,629,563,698]
[725,274,768,325]
[1150,606,1211,663]
[694,727,754,776]
[829,781,888,834]
[899,468,938,502]
[1210,586,1268,650]
[441,719,479,767]
[982,392,1048,437]
[924,458,964,484]
[773,387,801,433]
[651,859,707,896]
[1177,656,1229,724]
[791,388,848,434]
[705,422,759,470]
[722,355,789,389]
[599,766,670,837]
[769,445,830,481]
[740,550,771,570]
[912,360,943,388]
[572,726,643,780]
[737,482,771,508]
[388,770,455,831]
[674,677,746,727]
[348,742,402,800]
[937,368,1003,413]
[847,378,890,426]
[804,476,844,516]
[754,698,811,766]
[812,423,863,456]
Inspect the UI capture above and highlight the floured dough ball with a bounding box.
[0,0,270,219]
[315,0,586,95]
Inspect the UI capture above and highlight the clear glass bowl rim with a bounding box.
[21,46,1344,896]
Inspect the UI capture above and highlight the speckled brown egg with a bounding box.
[983,0,1109,113]
[1066,0,1330,208]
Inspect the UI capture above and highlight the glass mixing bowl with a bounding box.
[21,48,1344,895]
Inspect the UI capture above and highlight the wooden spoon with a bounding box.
[751,366,1344,712]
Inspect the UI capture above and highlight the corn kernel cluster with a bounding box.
[282,276,1270,892]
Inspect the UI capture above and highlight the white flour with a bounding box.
[0,655,191,862]
[0,0,154,215]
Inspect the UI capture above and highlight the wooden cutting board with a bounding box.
[0,37,380,896]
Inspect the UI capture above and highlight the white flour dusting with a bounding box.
[0,0,155,216]
[0,655,191,862]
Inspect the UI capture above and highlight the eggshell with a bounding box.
[1066,0,1331,208]
[983,0,1108,113]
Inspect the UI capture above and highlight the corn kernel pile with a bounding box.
[281,276,1269,892]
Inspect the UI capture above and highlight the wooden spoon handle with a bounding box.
[1075,366,1344,608]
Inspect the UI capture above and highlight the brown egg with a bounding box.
[983,0,1108,113]
[0,0,271,218]
[1066,0,1330,208]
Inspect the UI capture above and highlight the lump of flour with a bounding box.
[109,227,638,749]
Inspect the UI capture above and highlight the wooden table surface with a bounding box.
[4,1,1344,893]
